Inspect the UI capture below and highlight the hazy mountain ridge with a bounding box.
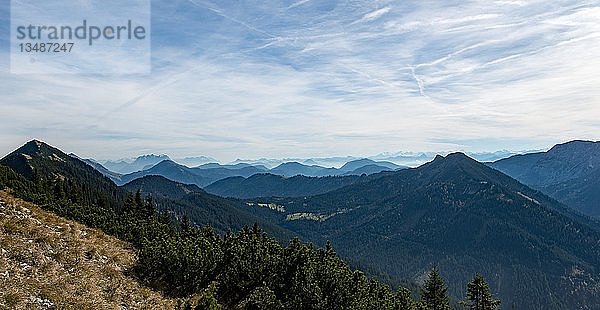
[270,159,405,178]
[82,158,123,184]
[102,154,171,174]
[104,157,406,189]
[92,150,519,176]
[119,160,212,187]
[490,140,600,217]
[227,151,523,169]
[117,160,269,187]
[205,173,367,199]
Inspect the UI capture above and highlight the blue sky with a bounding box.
[1,0,599,161]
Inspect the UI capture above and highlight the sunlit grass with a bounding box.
[0,191,175,309]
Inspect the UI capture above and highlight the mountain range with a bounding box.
[82,149,528,190]
[261,153,600,309]
[229,151,524,169]
[87,157,407,189]
[0,140,291,240]
[94,150,521,175]
[2,139,599,309]
[269,159,405,177]
[0,143,418,308]
[117,160,270,187]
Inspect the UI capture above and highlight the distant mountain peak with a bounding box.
[102,154,173,174]
[17,139,54,155]
[417,152,501,185]
[445,152,474,161]
[135,154,170,161]
[430,152,475,165]
[549,140,600,154]
[152,159,180,169]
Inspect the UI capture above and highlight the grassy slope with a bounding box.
[0,191,175,309]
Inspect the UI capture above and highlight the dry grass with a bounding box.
[0,191,176,310]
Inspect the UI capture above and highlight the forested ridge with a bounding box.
[0,140,500,309]
[265,153,600,309]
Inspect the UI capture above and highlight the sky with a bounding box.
[1,0,599,162]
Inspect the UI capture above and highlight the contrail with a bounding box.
[188,0,275,38]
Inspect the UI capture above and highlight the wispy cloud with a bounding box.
[1,0,599,160]
[287,0,311,10]
[352,7,391,24]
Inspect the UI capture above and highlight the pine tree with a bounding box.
[420,267,451,310]
[145,194,155,216]
[181,213,192,232]
[461,274,501,310]
[134,189,143,211]
[125,192,136,210]
[237,286,282,309]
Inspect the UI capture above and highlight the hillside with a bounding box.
[0,140,126,210]
[490,140,600,217]
[263,153,600,309]
[0,140,424,309]
[342,164,395,176]
[122,175,295,240]
[270,162,339,177]
[0,191,174,309]
[205,173,364,198]
[80,158,123,184]
[0,141,292,242]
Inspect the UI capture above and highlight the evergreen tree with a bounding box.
[134,189,143,211]
[181,213,192,231]
[397,287,422,310]
[159,208,173,224]
[461,274,501,310]
[125,192,136,210]
[1,160,431,309]
[145,193,155,215]
[420,267,450,310]
[182,281,223,310]
[237,286,282,310]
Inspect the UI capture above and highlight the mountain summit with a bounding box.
[273,152,600,309]
[0,140,72,179]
